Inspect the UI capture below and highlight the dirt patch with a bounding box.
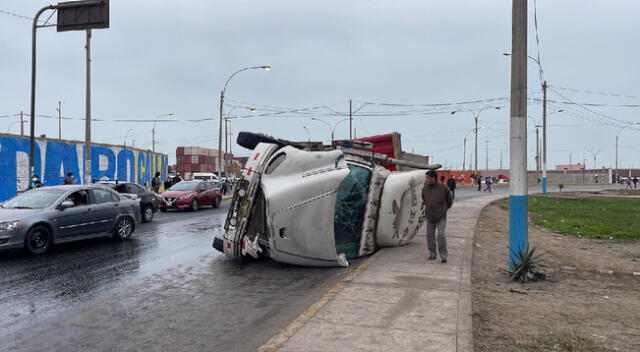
[472,201,640,352]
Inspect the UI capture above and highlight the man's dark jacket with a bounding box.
[422,182,453,221]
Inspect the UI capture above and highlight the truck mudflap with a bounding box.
[376,170,426,247]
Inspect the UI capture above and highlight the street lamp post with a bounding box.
[123,128,133,147]
[310,117,348,143]
[615,123,640,183]
[302,126,311,142]
[219,66,271,178]
[152,113,174,153]
[588,148,604,170]
[451,107,500,179]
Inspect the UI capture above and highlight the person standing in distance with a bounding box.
[422,170,453,263]
[446,176,457,199]
[63,172,75,185]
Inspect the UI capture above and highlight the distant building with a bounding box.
[555,163,585,171]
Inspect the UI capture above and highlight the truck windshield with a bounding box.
[334,164,371,259]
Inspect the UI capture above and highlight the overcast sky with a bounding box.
[2,0,639,169]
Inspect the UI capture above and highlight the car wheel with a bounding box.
[213,196,221,208]
[113,217,133,240]
[142,205,154,223]
[191,199,199,211]
[25,225,51,255]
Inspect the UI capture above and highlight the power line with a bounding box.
[550,85,640,99]
[532,0,544,84]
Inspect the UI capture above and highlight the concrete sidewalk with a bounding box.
[265,194,505,352]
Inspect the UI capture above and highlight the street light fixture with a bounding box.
[123,129,133,147]
[302,126,311,142]
[615,122,640,182]
[219,66,271,178]
[451,106,501,178]
[152,113,175,153]
[224,106,256,173]
[311,117,349,143]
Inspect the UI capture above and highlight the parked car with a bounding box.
[193,172,219,183]
[98,182,160,223]
[159,180,222,212]
[0,185,140,255]
[213,132,441,267]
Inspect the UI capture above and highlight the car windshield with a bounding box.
[169,182,198,191]
[2,189,65,209]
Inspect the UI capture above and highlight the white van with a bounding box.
[192,172,219,183]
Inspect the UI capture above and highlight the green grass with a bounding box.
[526,195,640,239]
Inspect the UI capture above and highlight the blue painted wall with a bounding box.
[0,135,168,201]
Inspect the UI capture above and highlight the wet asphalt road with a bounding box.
[0,203,229,347]
[0,201,357,352]
[0,184,616,352]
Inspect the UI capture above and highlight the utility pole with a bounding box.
[615,134,619,181]
[462,137,467,172]
[509,0,528,265]
[20,111,24,136]
[485,140,490,170]
[536,125,540,171]
[542,80,548,193]
[349,99,352,140]
[84,29,92,185]
[569,153,572,165]
[500,148,503,171]
[151,127,155,152]
[474,112,479,176]
[57,101,62,139]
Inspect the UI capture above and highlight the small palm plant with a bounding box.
[509,245,546,283]
[559,184,565,192]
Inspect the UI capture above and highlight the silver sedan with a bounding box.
[0,185,141,255]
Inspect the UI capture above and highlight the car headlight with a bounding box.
[0,220,21,231]
[176,194,192,202]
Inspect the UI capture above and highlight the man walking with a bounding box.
[633,176,638,189]
[422,170,453,263]
[476,175,483,191]
[63,172,75,185]
[446,175,457,199]
[484,177,493,192]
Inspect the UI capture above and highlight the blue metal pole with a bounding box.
[509,0,528,265]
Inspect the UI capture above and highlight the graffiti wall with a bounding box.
[0,134,168,201]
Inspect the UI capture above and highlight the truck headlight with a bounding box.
[0,220,21,231]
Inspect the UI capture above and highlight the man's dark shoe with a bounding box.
[428,255,437,260]
[441,258,447,263]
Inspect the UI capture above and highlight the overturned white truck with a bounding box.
[212,132,441,267]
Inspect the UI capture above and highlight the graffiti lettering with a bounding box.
[0,135,167,201]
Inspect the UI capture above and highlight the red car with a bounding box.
[159,181,222,211]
